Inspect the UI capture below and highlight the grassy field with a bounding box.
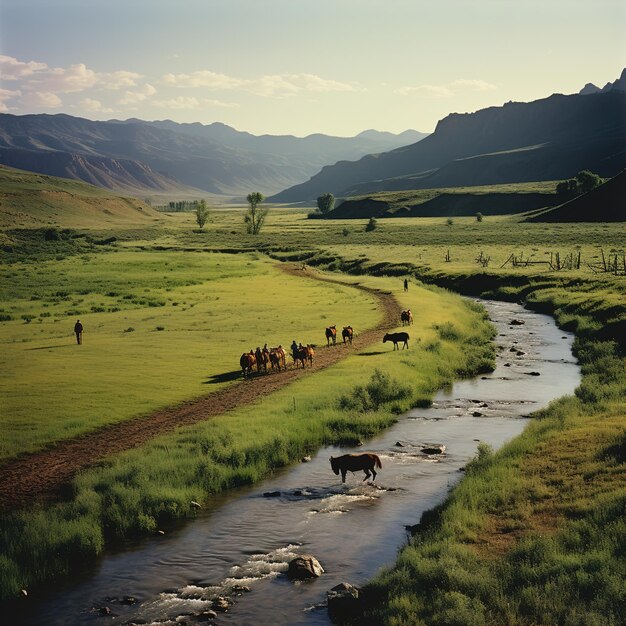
[1,205,624,620]
[343,180,560,208]
[0,270,495,598]
[0,250,381,459]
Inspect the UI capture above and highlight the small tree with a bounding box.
[556,170,602,199]
[245,192,267,235]
[575,170,602,194]
[195,199,210,230]
[317,192,335,215]
[365,217,378,232]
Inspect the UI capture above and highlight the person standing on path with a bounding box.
[403,278,409,292]
[74,319,83,345]
[290,340,298,365]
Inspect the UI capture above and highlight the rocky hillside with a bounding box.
[270,88,626,202]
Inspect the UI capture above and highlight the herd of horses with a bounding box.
[239,310,412,377]
[239,326,354,378]
[325,325,353,346]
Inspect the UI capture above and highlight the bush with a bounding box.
[365,217,378,232]
[338,369,411,412]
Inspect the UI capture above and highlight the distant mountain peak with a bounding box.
[579,83,601,95]
[580,68,626,95]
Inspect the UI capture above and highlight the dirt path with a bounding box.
[0,265,402,512]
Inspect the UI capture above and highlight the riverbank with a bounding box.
[7,299,578,625]
[286,251,625,625]
[0,268,495,600]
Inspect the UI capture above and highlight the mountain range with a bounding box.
[0,114,426,200]
[270,86,626,202]
[579,67,626,95]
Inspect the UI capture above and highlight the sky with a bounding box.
[1,0,624,137]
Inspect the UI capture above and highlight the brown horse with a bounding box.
[401,310,413,326]
[325,325,337,346]
[296,344,315,368]
[269,346,286,371]
[383,332,409,350]
[330,453,382,483]
[240,351,256,377]
[342,326,353,345]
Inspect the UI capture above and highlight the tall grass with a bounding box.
[0,272,495,599]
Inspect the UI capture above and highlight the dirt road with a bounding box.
[0,266,401,511]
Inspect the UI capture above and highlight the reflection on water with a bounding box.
[15,300,580,626]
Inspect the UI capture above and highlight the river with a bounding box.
[13,299,580,626]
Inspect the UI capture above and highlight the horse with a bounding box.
[401,310,413,326]
[330,453,382,483]
[383,332,409,350]
[297,344,315,368]
[240,351,256,378]
[269,346,286,371]
[342,326,353,345]
[325,325,337,346]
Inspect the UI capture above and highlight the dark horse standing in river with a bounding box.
[330,453,382,483]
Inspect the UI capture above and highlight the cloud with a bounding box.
[162,69,358,98]
[30,63,98,93]
[0,55,47,80]
[21,91,63,108]
[249,73,357,97]
[117,83,157,105]
[0,88,21,112]
[98,70,142,90]
[0,55,143,96]
[152,96,237,110]
[395,78,497,97]
[162,70,245,89]
[79,98,114,113]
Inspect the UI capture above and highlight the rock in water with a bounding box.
[212,596,230,612]
[287,555,324,580]
[421,444,446,455]
[510,319,525,325]
[327,582,361,623]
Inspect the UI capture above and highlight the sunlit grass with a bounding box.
[0,251,380,459]
[0,272,495,598]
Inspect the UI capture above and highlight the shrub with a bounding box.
[338,369,411,412]
[365,217,378,232]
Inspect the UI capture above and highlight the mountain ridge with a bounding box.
[0,113,426,199]
[269,89,626,202]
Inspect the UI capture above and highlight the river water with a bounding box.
[14,300,580,626]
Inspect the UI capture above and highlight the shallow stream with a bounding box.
[15,300,580,625]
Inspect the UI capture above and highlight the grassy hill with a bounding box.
[527,170,626,222]
[0,164,164,229]
[326,181,559,219]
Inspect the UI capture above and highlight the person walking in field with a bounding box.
[291,340,298,364]
[74,319,83,345]
[403,278,409,292]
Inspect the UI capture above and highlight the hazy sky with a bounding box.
[1,0,624,136]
